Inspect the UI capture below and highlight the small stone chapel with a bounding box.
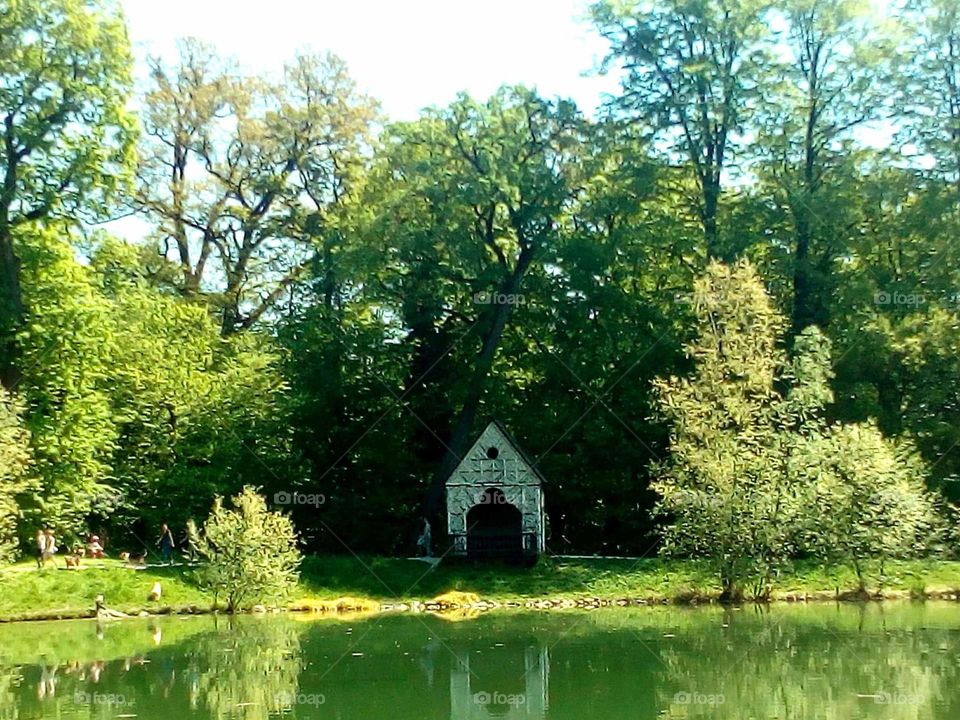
[445,420,546,561]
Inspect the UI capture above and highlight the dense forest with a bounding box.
[1,0,959,560]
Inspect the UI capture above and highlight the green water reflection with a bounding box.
[1,602,959,719]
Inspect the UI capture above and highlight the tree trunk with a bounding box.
[791,206,814,336]
[221,304,240,337]
[703,177,720,259]
[791,38,823,338]
[404,312,455,468]
[1,113,25,391]
[853,557,865,592]
[719,573,742,604]
[420,246,535,521]
[0,222,23,391]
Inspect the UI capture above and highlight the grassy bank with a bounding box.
[2,555,960,622]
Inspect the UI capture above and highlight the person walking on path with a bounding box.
[35,529,46,568]
[41,529,57,567]
[157,524,175,565]
[416,517,432,558]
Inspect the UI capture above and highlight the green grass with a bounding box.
[296,555,721,601]
[772,558,960,598]
[3,556,960,622]
[0,558,211,620]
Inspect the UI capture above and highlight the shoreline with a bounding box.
[4,556,960,625]
[4,586,960,625]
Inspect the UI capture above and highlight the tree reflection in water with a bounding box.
[0,615,301,720]
[1,604,960,719]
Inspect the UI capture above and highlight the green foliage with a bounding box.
[653,261,940,598]
[0,387,30,562]
[1,0,959,570]
[831,306,960,499]
[16,227,117,533]
[197,487,301,612]
[653,260,800,599]
[99,247,296,532]
[793,423,940,587]
[136,40,377,333]
[12,230,295,546]
[782,325,835,425]
[0,0,136,384]
[592,0,770,252]
[758,0,895,332]
[903,0,960,185]
[0,0,135,213]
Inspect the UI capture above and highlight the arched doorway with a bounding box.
[466,488,523,560]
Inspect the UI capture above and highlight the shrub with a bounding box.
[795,424,940,589]
[653,261,807,600]
[653,261,942,600]
[197,487,301,612]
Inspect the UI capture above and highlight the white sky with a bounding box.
[108,0,913,242]
[119,0,620,120]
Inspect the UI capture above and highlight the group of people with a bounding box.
[34,530,105,567]
[33,522,194,568]
[155,522,200,563]
[34,528,58,568]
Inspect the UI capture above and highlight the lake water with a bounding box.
[2,602,960,719]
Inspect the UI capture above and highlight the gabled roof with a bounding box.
[444,418,547,486]
[488,419,548,484]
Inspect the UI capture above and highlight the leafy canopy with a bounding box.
[198,487,301,612]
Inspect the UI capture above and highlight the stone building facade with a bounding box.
[445,420,546,560]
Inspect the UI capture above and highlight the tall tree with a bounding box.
[905,0,960,193]
[653,260,798,599]
[91,239,297,536]
[0,0,135,388]
[654,261,937,598]
[364,88,586,521]
[796,422,939,588]
[592,0,769,257]
[500,122,692,553]
[15,226,118,532]
[137,40,377,334]
[761,0,893,334]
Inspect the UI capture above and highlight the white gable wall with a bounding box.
[445,422,545,556]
